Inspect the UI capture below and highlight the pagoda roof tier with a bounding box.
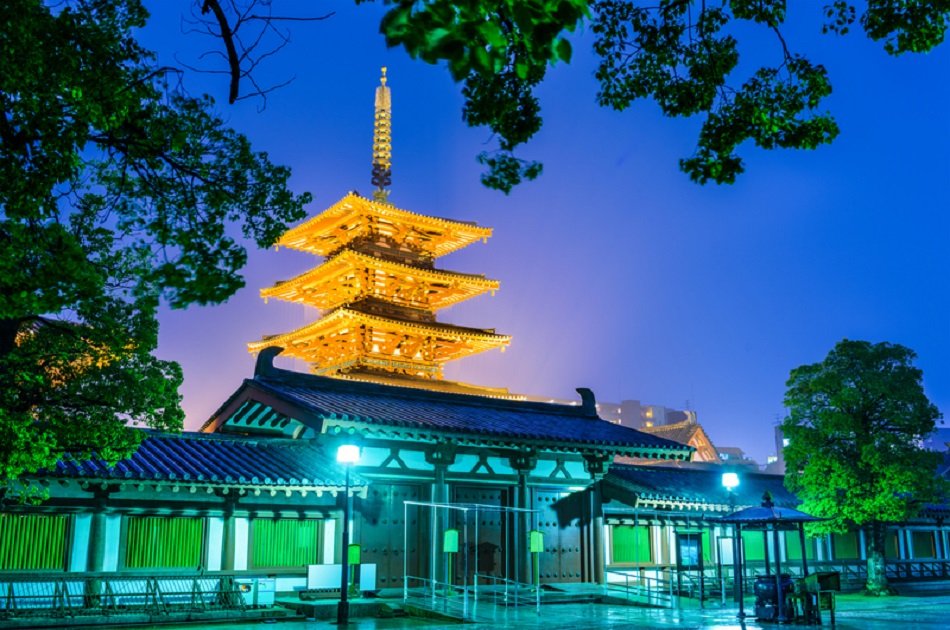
[277,192,492,258]
[261,249,499,311]
[248,308,510,379]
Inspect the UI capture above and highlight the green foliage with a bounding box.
[0,0,311,489]
[374,0,587,193]
[371,0,949,190]
[782,340,945,538]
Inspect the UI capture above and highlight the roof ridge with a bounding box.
[255,367,597,419]
[141,429,306,447]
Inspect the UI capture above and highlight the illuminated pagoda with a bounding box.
[249,68,510,392]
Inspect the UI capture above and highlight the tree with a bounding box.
[368,0,949,191]
[782,339,945,595]
[0,0,311,493]
[186,2,948,192]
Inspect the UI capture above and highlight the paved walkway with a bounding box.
[112,591,950,629]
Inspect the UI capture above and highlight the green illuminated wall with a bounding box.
[251,519,320,568]
[741,530,766,561]
[0,513,68,570]
[611,525,652,564]
[783,531,817,561]
[124,516,203,569]
[833,532,861,560]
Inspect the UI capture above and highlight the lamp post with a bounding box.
[721,472,744,618]
[336,444,360,626]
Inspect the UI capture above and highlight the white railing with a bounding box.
[474,572,540,612]
[403,575,471,620]
[605,568,677,608]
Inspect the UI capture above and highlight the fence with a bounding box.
[0,571,262,620]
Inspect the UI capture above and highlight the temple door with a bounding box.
[536,488,583,583]
[452,485,509,583]
[357,483,423,589]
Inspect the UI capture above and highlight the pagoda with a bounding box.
[249,69,511,392]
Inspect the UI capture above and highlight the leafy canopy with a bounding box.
[0,0,310,490]
[369,0,949,191]
[782,340,945,536]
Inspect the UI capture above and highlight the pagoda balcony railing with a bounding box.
[0,570,273,621]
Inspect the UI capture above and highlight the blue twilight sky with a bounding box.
[141,3,949,463]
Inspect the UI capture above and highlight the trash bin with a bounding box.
[754,574,795,621]
[815,571,840,591]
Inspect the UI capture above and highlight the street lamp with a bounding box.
[721,471,744,618]
[336,444,360,625]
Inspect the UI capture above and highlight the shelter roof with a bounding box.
[204,357,692,459]
[606,463,797,510]
[48,431,362,490]
[716,504,824,528]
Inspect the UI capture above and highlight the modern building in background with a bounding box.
[596,400,697,430]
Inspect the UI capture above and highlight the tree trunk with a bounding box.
[865,522,894,596]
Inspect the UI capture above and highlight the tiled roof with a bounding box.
[606,463,797,508]
[50,432,362,489]
[214,364,691,457]
[640,420,703,446]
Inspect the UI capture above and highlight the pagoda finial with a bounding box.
[371,67,392,203]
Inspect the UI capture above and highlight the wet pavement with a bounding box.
[110,590,950,629]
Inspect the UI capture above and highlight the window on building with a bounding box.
[0,513,69,570]
[251,519,321,569]
[741,530,766,562]
[911,531,936,558]
[885,531,900,559]
[610,525,652,564]
[784,531,817,561]
[832,532,860,560]
[124,516,204,569]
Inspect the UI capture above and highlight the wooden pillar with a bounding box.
[425,443,456,505]
[425,443,456,586]
[221,501,236,571]
[799,524,810,577]
[516,470,530,584]
[86,511,106,573]
[84,489,111,609]
[772,525,786,623]
[590,483,605,585]
[509,450,537,585]
[583,454,609,585]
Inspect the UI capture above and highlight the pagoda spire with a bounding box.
[371,67,392,203]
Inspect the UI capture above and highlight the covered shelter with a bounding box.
[716,494,825,622]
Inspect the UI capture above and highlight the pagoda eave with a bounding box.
[260,249,499,311]
[277,193,492,258]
